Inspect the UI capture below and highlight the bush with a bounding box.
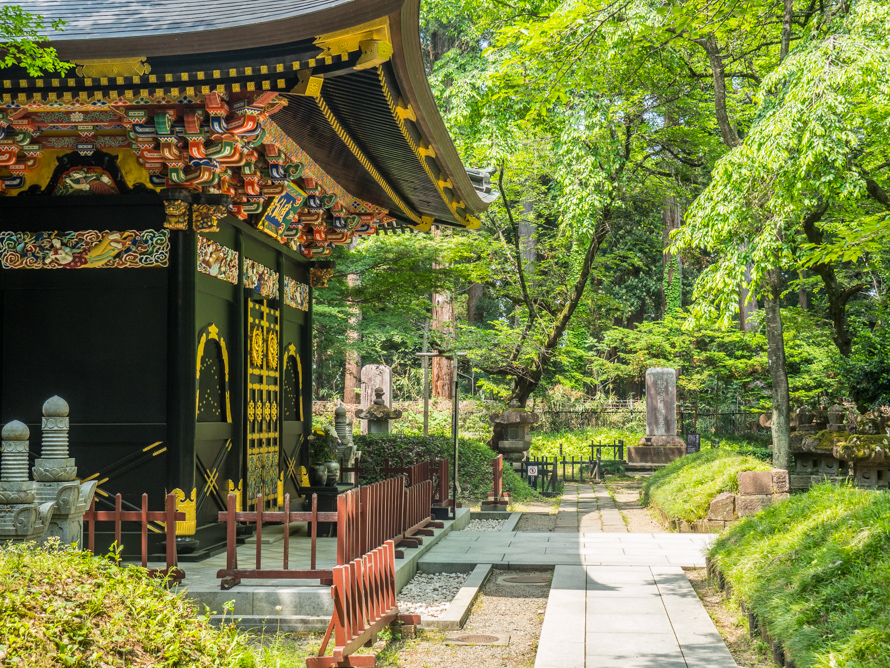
[641,449,771,522]
[529,427,643,459]
[352,434,542,502]
[0,542,259,667]
[709,484,890,667]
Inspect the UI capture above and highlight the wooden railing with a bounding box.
[307,540,419,668]
[84,492,185,583]
[217,493,337,590]
[217,477,442,589]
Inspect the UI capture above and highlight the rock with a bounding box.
[772,469,790,494]
[738,470,775,496]
[737,494,775,517]
[708,492,736,521]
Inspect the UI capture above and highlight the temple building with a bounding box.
[0,0,493,556]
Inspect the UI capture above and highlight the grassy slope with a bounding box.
[0,544,260,667]
[710,484,890,668]
[642,449,771,522]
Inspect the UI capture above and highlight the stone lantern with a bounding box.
[355,387,403,434]
[0,421,56,543]
[489,401,539,463]
[33,396,97,548]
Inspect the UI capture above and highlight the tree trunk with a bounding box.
[798,270,808,310]
[661,195,683,316]
[739,262,758,332]
[763,268,791,470]
[801,207,862,355]
[343,272,362,404]
[431,228,454,399]
[696,33,741,148]
[467,282,483,324]
[510,215,611,406]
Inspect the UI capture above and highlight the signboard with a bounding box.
[259,183,306,241]
[686,433,701,455]
[527,465,538,477]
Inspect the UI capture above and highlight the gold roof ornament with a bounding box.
[74,58,151,78]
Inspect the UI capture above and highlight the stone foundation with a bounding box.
[627,446,685,465]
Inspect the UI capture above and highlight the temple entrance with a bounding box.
[246,297,281,510]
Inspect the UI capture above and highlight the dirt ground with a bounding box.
[605,479,665,533]
[512,500,559,532]
[394,569,550,668]
[685,568,773,668]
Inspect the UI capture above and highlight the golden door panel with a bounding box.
[246,297,280,510]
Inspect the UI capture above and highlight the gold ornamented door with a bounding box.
[246,298,280,510]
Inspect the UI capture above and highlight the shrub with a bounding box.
[352,434,542,502]
[0,542,258,667]
[641,449,771,522]
[709,484,890,667]
[529,427,643,459]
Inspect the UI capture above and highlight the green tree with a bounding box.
[1,6,70,75]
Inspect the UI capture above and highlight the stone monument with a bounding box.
[334,404,359,483]
[359,364,393,434]
[627,367,684,466]
[0,421,56,544]
[33,396,97,548]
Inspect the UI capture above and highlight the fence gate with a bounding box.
[246,297,281,510]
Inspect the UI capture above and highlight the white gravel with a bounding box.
[464,519,506,532]
[397,571,469,618]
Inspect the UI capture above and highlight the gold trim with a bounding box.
[228,480,243,512]
[376,66,479,230]
[171,487,197,536]
[75,58,151,78]
[196,324,233,422]
[314,17,391,60]
[315,96,421,224]
[291,70,323,97]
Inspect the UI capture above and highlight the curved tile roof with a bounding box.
[1,0,494,228]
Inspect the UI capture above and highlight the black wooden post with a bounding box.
[167,226,197,499]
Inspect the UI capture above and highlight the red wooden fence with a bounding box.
[217,477,441,589]
[216,492,337,590]
[84,492,185,583]
[306,540,419,668]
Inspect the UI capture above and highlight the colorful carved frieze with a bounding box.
[197,236,239,284]
[0,229,169,269]
[284,276,309,311]
[243,258,279,299]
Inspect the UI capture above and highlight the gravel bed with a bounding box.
[464,519,506,532]
[397,572,469,619]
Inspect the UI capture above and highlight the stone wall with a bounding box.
[661,469,790,533]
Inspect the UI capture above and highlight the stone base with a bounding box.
[637,436,685,447]
[627,445,685,465]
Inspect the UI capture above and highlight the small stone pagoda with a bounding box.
[490,401,539,464]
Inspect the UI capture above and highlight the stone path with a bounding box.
[535,565,736,668]
[419,482,737,667]
[555,482,628,533]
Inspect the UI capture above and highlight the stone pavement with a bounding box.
[556,482,628,533]
[418,482,736,667]
[535,565,736,668]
